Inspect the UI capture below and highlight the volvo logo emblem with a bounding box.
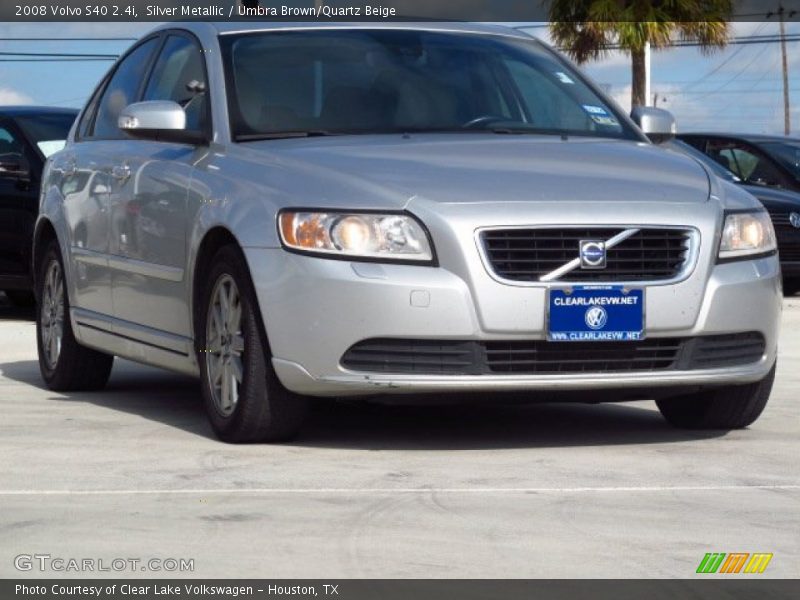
[791,212,800,229]
[579,240,607,269]
[585,306,608,330]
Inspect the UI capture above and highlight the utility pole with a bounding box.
[770,4,796,135]
[644,41,651,106]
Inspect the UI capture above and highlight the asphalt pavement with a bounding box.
[0,293,798,578]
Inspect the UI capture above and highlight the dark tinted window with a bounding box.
[760,141,800,179]
[0,124,26,174]
[92,37,159,139]
[16,113,76,158]
[143,35,208,132]
[706,140,786,187]
[222,29,633,140]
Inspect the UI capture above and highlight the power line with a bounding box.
[0,58,116,62]
[0,51,118,58]
[0,37,136,41]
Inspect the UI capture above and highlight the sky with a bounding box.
[0,20,797,135]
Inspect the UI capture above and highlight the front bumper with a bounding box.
[244,245,781,397]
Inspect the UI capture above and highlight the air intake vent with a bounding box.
[341,333,765,376]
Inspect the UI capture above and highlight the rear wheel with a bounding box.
[197,244,308,443]
[5,290,35,307]
[656,364,775,430]
[36,241,114,391]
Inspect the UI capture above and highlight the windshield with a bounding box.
[665,139,740,182]
[760,141,800,179]
[16,113,76,158]
[221,29,637,141]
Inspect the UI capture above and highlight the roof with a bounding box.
[151,20,530,40]
[679,132,800,144]
[0,106,79,117]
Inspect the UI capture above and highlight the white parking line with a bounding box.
[0,484,797,496]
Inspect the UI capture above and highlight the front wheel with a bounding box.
[197,245,308,443]
[36,241,114,391]
[656,364,775,430]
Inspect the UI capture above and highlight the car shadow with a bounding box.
[0,358,727,450]
[0,293,35,321]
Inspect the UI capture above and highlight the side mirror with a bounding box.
[630,106,677,144]
[118,101,207,145]
[0,154,30,181]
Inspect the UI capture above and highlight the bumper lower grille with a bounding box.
[341,333,765,376]
[766,209,800,262]
[481,227,692,282]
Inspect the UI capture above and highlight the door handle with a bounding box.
[111,164,131,181]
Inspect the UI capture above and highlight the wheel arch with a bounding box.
[31,217,59,303]
[190,226,269,355]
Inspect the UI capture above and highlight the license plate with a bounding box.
[548,286,644,342]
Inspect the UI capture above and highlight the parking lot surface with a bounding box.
[0,294,798,578]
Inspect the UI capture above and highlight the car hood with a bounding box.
[741,183,800,211]
[241,134,711,206]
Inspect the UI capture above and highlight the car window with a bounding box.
[504,58,613,133]
[143,35,208,132]
[221,29,634,140]
[76,78,107,140]
[0,124,26,174]
[707,141,786,187]
[760,141,800,180]
[92,37,159,139]
[15,113,76,158]
[664,139,739,182]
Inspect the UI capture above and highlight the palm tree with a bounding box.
[549,0,733,108]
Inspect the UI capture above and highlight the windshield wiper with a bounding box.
[235,130,339,141]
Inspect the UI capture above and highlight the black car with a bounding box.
[665,138,800,295]
[0,107,78,306]
[678,132,800,193]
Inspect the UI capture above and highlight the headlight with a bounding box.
[278,211,434,263]
[718,210,777,261]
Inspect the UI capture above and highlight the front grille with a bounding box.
[341,333,765,376]
[481,228,692,282]
[766,208,800,262]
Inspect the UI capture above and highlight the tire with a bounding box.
[5,290,35,308]
[783,278,800,296]
[656,364,776,430]
[36,240,114,391]
[197,244,308,443]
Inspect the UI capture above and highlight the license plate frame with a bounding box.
[547,285,645,342]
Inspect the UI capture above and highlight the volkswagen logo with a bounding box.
[579,240,607,269]
[791,212,800,229]
[585,306,608,330]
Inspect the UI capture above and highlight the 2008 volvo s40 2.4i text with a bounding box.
[34,23,781,442]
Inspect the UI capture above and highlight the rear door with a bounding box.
[63,36,161,317]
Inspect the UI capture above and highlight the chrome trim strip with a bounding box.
[106,255,184,282]
[71,247,107,268]
[540,228,641,282]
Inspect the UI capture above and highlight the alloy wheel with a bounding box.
[205,274,245,417]
[40,260,65,370]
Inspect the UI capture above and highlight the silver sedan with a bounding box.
[34,23,781,442]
